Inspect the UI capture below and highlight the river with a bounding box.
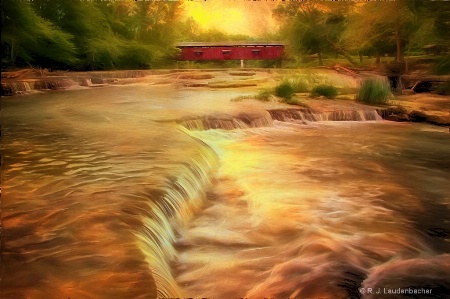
[1,82,449,299]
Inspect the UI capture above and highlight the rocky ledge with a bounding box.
[376,106,450,126]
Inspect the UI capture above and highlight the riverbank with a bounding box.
[2,68,449,127]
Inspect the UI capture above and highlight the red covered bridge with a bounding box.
[176,41,285,67]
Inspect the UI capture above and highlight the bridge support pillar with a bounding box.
[240,60,244,68]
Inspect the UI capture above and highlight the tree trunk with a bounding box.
[376,51,381,67]
[11,20,17,64]
[337,49,357,66]
[325,36,357,66]
[395,30,403,62]
[317,51,323,66]
[359,52,363,64]
[11,39,17,64]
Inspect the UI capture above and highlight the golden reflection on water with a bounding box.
[2,85,449,299]
[177,123,450,299]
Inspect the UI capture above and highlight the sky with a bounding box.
[182,0,280,37]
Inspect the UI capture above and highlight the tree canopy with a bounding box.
[1,1,449,70]
[273,0,450,66]
[1,0,182,70]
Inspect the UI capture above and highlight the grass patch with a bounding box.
[281,98,310,107]
[284,77,309,93]
[274,81,295,99]
[255,89,273,101]
[310,84,338,99]
[230,95,252,102]
[233,89,274,102]
[356,78,391,105]
[252,79,311,106]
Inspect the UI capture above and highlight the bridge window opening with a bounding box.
[222,50,232,54]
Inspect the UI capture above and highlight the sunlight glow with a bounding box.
[183,0,278,36]
[184,2,247,35]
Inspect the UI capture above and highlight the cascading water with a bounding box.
[178,108,383,131]
[179,111,274,131]
[1,86,222,299]
[177,108,382,131]
[175,122,450,299]
[1,78,78,95]
[268,108,382,123]
[136,143,219,298]
[2,81,449,299]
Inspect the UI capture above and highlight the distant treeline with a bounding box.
[1,0,449,70]
[274,1,450,66]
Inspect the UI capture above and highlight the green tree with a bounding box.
[344,1,426,64]
[30,0,183,69]
[411,1,450,48]
[273,2,356,66]
[175,17,201,42]
[1,0,77,68]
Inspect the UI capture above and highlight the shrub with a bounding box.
[255,89,273,101]
[288,77,309,93]
[311,84,338,99]
[356,78,391,105]
[275,82,295,99]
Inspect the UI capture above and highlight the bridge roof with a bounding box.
[176,41,286,48]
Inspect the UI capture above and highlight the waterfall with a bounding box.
[317,110,382,121]
[135,139,219,298]
[179,111,273,131]
[1,81,34,95]
[268,108,319,122]
[1,71,149,96]
[178,109,382,131]
[268,108,382,122]
[81,78,93,86]
[1,78,77,95]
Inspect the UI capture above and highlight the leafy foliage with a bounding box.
[433,56,450,75]
[274,2,356,66]
[275,82,295,99]
[286,77,309,93]
[1,0,182,70]
[2,1,450,70]
[253,86,307,107]
[1,0,78,68]
[356,78,391,105]
[311,85,338,99]
[275,1,450,66]
[255,89,273,101]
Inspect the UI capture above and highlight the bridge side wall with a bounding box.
[178,46,284,61]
